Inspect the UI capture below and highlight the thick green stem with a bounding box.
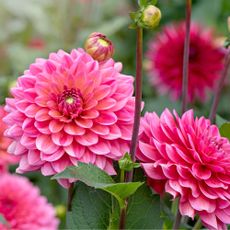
[209,50,230,123]
[126,27,143,183]
[181,0,192,113]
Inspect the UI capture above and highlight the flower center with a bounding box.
[57,86,83,117]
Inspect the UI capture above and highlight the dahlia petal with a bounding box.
[35,109,50,121]
[36,135,59,153]
[51,157,70,173]
[48,110,63,119]
[95,112,117,125]
[8,141,26,155]
[179,201,195,219]
[41,163,56,176]
[51,132,73,146]
[49,120,64,133]
[89,141,111,155]
[103,160,116,175]
[64,142,85,158]
[189,195,216,213]
[20,134,36,149]
[119,125,132,140]
[24,104,40,118]
[75,131,98,146]
[102,124,122,140]
[139,141,161,161]
[93,85,111,100]
[28,149,43,165]
[80,110,99,119]
[75,118,93,128]
[64,123,85,135]
[199,182,219,199]
[95,98,116,110]
[34,121,51,134]
[199,212,218,230]
[192,163,212,180]
[165,181,178,199]
[41,150,65,162]
[91,124,110,135]
[141,163,166,180]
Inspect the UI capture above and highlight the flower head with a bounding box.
[146,22,225,101]
[137,109,230,230]
[0,106,18,173]
[0,173,58,230]
[140,5,161,29]
[4,49,135,187]
[84,32,114,62]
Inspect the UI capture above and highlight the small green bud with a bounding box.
[84,32,114,62]
[118,153,140,172]
[140,5,161,29]
[55,205,66,218]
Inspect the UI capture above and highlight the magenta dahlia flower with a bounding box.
[146,22,225,101]
[0,106,18,173]
[137,109,230,230]
[0,173,58,230]
[3,48,135,187]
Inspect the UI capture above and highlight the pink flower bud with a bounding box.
[84,32,114,62]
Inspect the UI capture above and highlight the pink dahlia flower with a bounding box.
[146,22,225,101]
[0,173,58,230]
[0,106,18,173]
[4,49,135,187]
[137,109,230,230]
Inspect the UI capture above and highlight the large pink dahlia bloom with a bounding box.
[0,173,58,230]
[137,109,230,230]
[0,106,18,173]
[146,22,225,101]
[3,49,134,187]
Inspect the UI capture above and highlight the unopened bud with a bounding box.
[141,5,161,29]
[84,32,114,62]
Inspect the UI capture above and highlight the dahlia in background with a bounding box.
[0,106,18,173]
[0,174,58,230]
[137,109,230,229]
[146,22,225,101]
[4,48,135,187]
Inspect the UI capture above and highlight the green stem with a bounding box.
[120,169,125,183]
[209,50,230,123]
[126,26,143,183]
[67,183,74,211]
[181,0,192,113]
[192,218,202,230]
[172,209,182,230]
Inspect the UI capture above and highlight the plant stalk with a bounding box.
[172,209,182,230]
[209,50,230,123]
[126,27,143,183]
[67,183,74,211]
[192,218,202,230]
[181,0,192,114]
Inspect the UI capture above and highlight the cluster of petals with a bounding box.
[137,109,230,229]
[0,173,58,230]
[0,106,18,173]
[3,48,135,187]
[146,22,225,101]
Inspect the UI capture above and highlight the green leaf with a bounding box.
[102,182,144,208]
[125,184,163,229]
[138,0,148,7]
[52,162,114,186]
[67,182,112,229]
[219,123,230,140]
[52,163,143,208]
[216,114,228,127]
[150,0,158,5]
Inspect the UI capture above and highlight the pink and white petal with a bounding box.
[49,120,64,133]
[89,141,111,155]
[64,142,85,158]
[36,134,59,153]
[51,132,73,146]
[64,123,85,135]
[75,131,99,146]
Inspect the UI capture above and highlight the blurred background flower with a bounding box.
[145,22,225,102]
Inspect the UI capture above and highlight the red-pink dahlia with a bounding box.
[0,173,58,230]
[3,48,135,187]
[137,109,230,230]
[146,22,225,101]
[0,106,18,173]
